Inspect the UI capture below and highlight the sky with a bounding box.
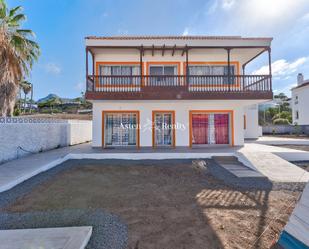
[7,0,309,100]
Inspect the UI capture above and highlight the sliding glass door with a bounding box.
[104,112,138,147]
[191,112,230,145]
[153,111,175,147]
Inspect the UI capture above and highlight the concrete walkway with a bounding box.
[248,136,309,145]
[0,226,92,249]
[1,141,309,193]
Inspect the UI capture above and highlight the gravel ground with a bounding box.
[0,209,127,249]
[0,159,304,249]
[0,160,129,249]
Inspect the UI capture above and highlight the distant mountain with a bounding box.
[37,94,81,104]
[37,94,59,103]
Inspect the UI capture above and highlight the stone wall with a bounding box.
[0,117,92,163]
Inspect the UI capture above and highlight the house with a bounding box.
[85,36,273,148]
[291,73,309,125]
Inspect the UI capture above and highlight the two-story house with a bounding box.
[85,36,273,148]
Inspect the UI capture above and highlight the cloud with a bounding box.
[253,57,308,77]
[44,63,61,75]
[182,28,189,36]
[221,0,235,10]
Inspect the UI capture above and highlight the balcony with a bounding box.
[85,74,272,100]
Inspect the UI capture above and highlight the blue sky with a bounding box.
[8,0,309,99]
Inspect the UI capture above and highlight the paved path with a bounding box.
[248,136,309,145]
[0,226,92,249]
[1,141,309,193]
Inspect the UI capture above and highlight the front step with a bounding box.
[212,156,265,178]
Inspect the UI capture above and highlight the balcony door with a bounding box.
[191,112,231,146]
[149,65,177,86]
[103,111,139,147]
[153,111,175,147]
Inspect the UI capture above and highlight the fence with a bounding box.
[263,124,309,135]
[0,118,92,164]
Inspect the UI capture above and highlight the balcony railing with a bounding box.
[87,75,272,93]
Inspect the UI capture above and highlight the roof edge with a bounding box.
[85,35,273,41]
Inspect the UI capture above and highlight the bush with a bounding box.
[13,108,21,116]
[273,118,290,125]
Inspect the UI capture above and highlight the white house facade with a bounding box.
[292,73,309,125]
[85,36,273,148]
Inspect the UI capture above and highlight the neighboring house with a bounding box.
[291,73,309,125]
[85,36,273,148]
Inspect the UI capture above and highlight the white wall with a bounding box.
[0,119,92,163]
[244,104,260,139]
[292,85,309,125]
[92,100,262,147]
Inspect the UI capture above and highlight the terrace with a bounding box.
[85,40,273,100]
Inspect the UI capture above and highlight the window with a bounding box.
[153,111,175,147]
[296,111,299,120]
[149,65,177,86]
[188,65,235,85]
[104,112,138,147]
[98,65,140,85]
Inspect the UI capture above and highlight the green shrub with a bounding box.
[13,108,21,116]
[273,118,290,125]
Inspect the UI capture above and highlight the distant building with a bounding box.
[291,73,309,125]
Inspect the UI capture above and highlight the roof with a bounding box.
[292,80,309,91]
[85,35,273,41]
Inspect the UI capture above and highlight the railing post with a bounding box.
[268,47,272,91]
[226,48,231,91]
[185,46,189,86]
[86,47,88,90]
[140,46,143,87]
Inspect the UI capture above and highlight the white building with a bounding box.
[291,73,309,125]
[85,36,273,148]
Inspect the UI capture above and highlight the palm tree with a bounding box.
[20,80,31,113]
[0,0,40,116]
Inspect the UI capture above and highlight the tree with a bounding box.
[20,80,31,113]
[0,0,40,116]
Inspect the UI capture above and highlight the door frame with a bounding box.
[189,110,234,147]
[152,110,176,148]
[102,110,140,148]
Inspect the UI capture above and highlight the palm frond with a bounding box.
[0,0,7,19]
[9,13,26,26]
[9,6,22,18]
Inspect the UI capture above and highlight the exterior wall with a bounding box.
[244,104,260,139]
[92,100,263,147]
[292,85,309,125]
[0,119,92,163]
[91,48,265,76]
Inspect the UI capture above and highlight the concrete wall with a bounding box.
[92,99,262,147]
[244,104,261,139]
[0,118,92,163]
[263,124,309,135]
[292,85,309,125]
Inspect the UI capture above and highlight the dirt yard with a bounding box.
[3,160,300,249]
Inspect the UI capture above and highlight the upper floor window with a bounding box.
[99,65,140,76]
[98,65,141,85]
[296,111,299,120]
[188,65,236,85]
[188,65,235,75]
[148,65,178,86]
[149,65,177,75]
